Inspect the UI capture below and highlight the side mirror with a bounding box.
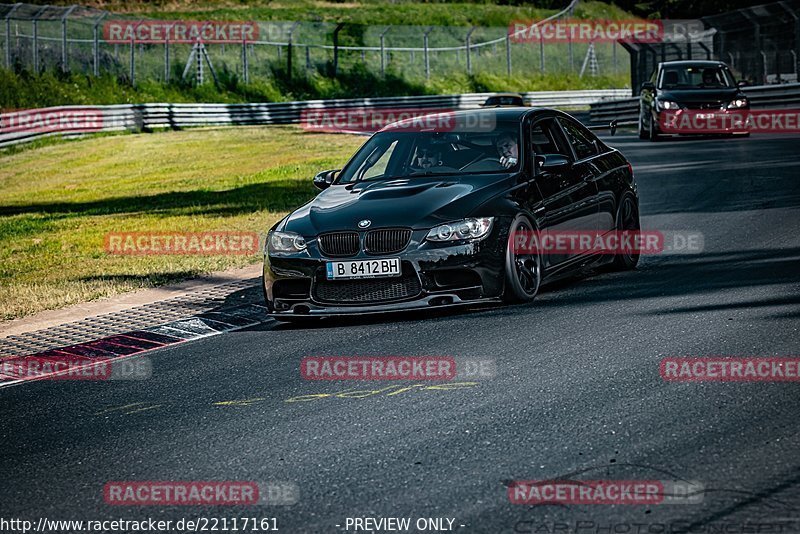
[313,169,339,190]
[641,81,655,92]
[737,80,749,88]
[535,154,570,174]
[609,119,618,136]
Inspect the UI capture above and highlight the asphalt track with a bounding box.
[2,132,800,533]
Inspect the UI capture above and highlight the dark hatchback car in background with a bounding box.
[639,60,750,141]
[482,93,525,107]
[263,108,639,321]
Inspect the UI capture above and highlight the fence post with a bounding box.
[539,34,545,73]
[466,26,476,75]
[613,40,617,73]
[241,37,249,83]
[760,50,767,83]
[380,27,390,76]
[32,6,50,73]
[287,22,300,79]
[331,22,344,78]
[164,23,172,82]
[93,12,106,77]
[60,6,77,72]
[506,32,511,76]
[4,4,22,69]
[423,26,433,79]
[568,34,573,72]
[129,20,144,85]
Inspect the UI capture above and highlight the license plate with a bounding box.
[696,113,715,119]
[326,258,401,280]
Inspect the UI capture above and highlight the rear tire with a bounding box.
[503,214,541,303]
[611,195,641,271]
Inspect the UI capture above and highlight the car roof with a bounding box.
[659,60,728,68]
[378,107,563,132]
[485,92,523,98]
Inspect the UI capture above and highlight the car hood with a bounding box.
[281,174,512,235]
[659,88,742,104]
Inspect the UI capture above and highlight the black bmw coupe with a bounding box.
[263,108,639,320]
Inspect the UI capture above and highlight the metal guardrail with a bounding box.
[0,89,630,148]
[589,83,800,125]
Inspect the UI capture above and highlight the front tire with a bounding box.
[638,107,648,140]
[503,214,541,303]
[648,114,661,142]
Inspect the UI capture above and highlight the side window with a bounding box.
[558,118,600,161]
[530,120,569,157]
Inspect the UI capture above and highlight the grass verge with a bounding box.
[0,126,365,321]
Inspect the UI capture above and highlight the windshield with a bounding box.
[658,65,736,89]
[336,122,522,183]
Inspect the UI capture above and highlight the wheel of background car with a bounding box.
[648,114,661,142]
[638,107,648,140]
[611,194,641,271]
[503,214,541,303]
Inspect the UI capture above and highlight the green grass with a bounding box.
[0,126,365,321]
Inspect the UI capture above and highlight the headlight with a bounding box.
[268,231,307,254]
[656,100,680,111]
[727,98,748,109]
[426,217,493,242]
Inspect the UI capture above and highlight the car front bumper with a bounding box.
[263,225,508,317]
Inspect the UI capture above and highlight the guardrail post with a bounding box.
[792,50,798,80]
[4,4,21,69]
[760,50,767,83]
[380,27,390,76]
[466,26,476,75]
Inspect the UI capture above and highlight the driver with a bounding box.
[702,68,719,87]
[412,143,442,169]
[495,133,519,168]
